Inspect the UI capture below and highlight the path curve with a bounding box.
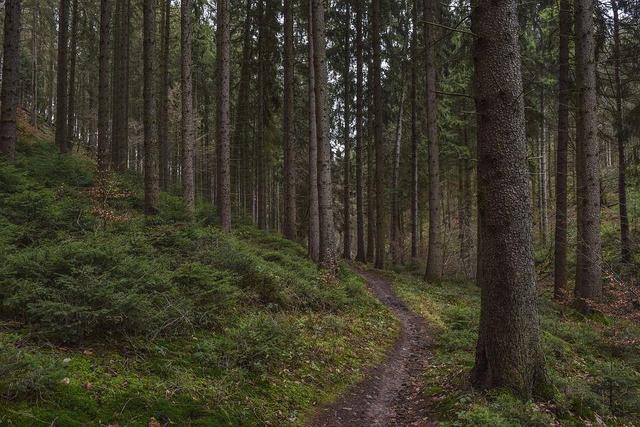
[310,267,435,427]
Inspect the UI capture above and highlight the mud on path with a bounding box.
[310,267,436,427]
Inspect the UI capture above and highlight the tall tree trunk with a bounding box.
[366,55,376,263]
[554,0,570,298]
[31,0,38,129]
[66,0,78,148]
[283,0,297,240]
[308,0,320,263]
[470,0,548,397]
[312,0,337,273]
[391,81,406,265]
[256,0,268,230]
[539,87,548,244]
[56,0,70,154]
[612,0,630,263]
[143,0,160,215]
[372,0,385,269]
[0,0,21,161]
[97,0,110,170]
[181,0,195,218]
[343,2,352,259]
[574,0,602,305]
[234,0,252,210]
[111,0,129,171]
[354,0,366,262]
[158,0,170,189]
[217,0,231,231]
[424,0,442,280]
[410,0,419,259]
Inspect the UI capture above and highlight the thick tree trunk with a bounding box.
[111,0,129,171]
[574,0,602,304]
[366,57,376,263]
[308,0,320,263]
[470,0,548,398]
[143,0,160,215]
[97,0,110,170]
[354,0,366,263]
[312,0,337,273]
[410,0,419,259]
[612,0,630,263]
[31,0,38,129]
[217,0,231,231]
[372,0,385,269]
[158,0,170,189]
[391,82,405,265]
[66,0,78,148]
[0,0,21,160]
[343,3,352,259]
[56,0,70,154]
[424,0,442,280]
[256,0,268,230]
[554,0,570,298]
[181,0,196,218]
[282,0,297,240]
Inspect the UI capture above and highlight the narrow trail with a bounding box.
[311,267,435,427]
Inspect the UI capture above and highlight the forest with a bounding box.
[0,0,639,425]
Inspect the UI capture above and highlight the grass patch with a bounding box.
[392,272,640,426]
[0,133,398,425]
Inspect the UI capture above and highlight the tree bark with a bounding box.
[554,0,570,298]
[256,0,268,230]
[181,0,196,218]
[283,0,297,240]
[97,0,110,170]
[56,0,70,154]
[574,0,602,304]
[312,0,337,273]
[217,0,231,231]
[354,0,366,263]
[308,0,320,263]
[66,0,78,148]
[0,0,21,161]
[158,0,170,189]
[366,54,376,263]
[343,2,352,259]
[611,0,630,263]
[143,0,160,215]
[391,80,406,265]
[410,0,419,259]
[31,0,38,129]
[111,0,130,171]
[424,0,442,280]
[470,0,548,397]
[372,0,385,269]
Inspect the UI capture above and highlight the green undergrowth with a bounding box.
[0,134,398,425]
[392,271,640,426]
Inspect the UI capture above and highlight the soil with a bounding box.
[310,267,436,427]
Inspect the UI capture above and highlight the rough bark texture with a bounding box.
[181,0,196,218]
[312,0,337,273]
[470,0,548,398]
[97,0,110,170]
[354,0,366,263]
[0,0,21,160]
[366,58,376,263]
[256,0,267,230]
[56,0,70,154]
[424,0,442,280]
[31,0,38,129]
[111,0,129,171]
[308,0,320,263]
[372,0,385,269]
[410,0,419,259]
[554,0,570,298]
[282,0,297,240]
[574,0,602,304]
[612,0,630,263]
[143,0,160,215]
[391,82,405,265]
[158,0,170,189]
[343,3,351,259]
[66,0,78,148]
[217,0,231,231]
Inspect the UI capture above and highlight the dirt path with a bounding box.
[310,267,435,427]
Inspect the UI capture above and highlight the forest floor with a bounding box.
[311,267,435,427]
